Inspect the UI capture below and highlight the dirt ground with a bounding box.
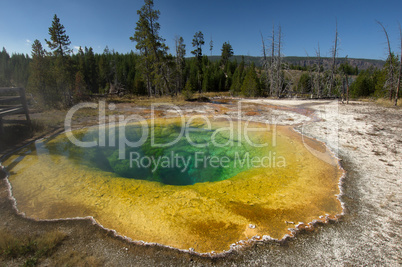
[0,98,401,266]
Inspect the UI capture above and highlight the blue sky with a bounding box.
[1,0,401,60]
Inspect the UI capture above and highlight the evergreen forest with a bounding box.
[1,0,401,108]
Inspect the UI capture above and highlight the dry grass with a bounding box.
[107,94,189,106]
[0,230,26,258]
[35,230,67,256]
[357,98,375,103]
[375,98,401,108]
[0,228,104,266]
[355,97,401,108]
[72,107,100,117]
[107,92,230,106]
[198,92,230,98]
[0,229,67,266]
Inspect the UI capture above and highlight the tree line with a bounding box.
[0,0,400,107]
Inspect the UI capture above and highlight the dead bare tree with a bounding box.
[396,23,402,106]
[328,21,339,97]
[314,42,323,98]
[276,25,283,97]
[268,25,284,97]
[263,24,288,97]
[377,20,395,101]
[261,31,267,63]
[260,31,269,95]
[269,24,276,96]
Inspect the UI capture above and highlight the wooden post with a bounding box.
[0,117,3,135]
[18,88,31,124]
[0,87,31,134]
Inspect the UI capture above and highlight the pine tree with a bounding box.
[175,36,186,94]
[45,14,71,57]
[74,71,86,102]
[230,57,245,95]
[374,53,399,98]
[349,68,377,97]
[44,14,74,106]
[182,79,194,100]
[297,73,312,94]
[98,46,112,92]
[131,0,170,96]
[76,46,85,74]
[209,38,213,56]
[191,31,205,92]
[191,31,205,60]
[85,47,98,93]
[28,40,46,98]
[0,48,11,86]
[221,41,234,67]
[241,63,260,97]
[27,39,58,105]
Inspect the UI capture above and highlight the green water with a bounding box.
[45,119,271,185]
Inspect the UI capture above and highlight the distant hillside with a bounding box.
[284,56,385,70]
[206,55,385,70]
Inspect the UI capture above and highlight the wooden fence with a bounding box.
[0,87,31,134]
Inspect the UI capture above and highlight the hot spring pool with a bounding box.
[2,117,344,254]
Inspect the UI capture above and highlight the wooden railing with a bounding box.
[0,87,31,134]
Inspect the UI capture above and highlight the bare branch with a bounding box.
[376,20,395,101]
[376,20,392,59]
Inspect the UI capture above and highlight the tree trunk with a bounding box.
[343,56,350,104]
[396,72,401,106]
[395,23,402,106]
[316,43,322,98]
[260,31,269,95]
[346,73,350,104]
[377,20,395,101]
[329,21,338,97]
[277,25,282,98]
[270,25,275,96]
[341,78,345,104]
